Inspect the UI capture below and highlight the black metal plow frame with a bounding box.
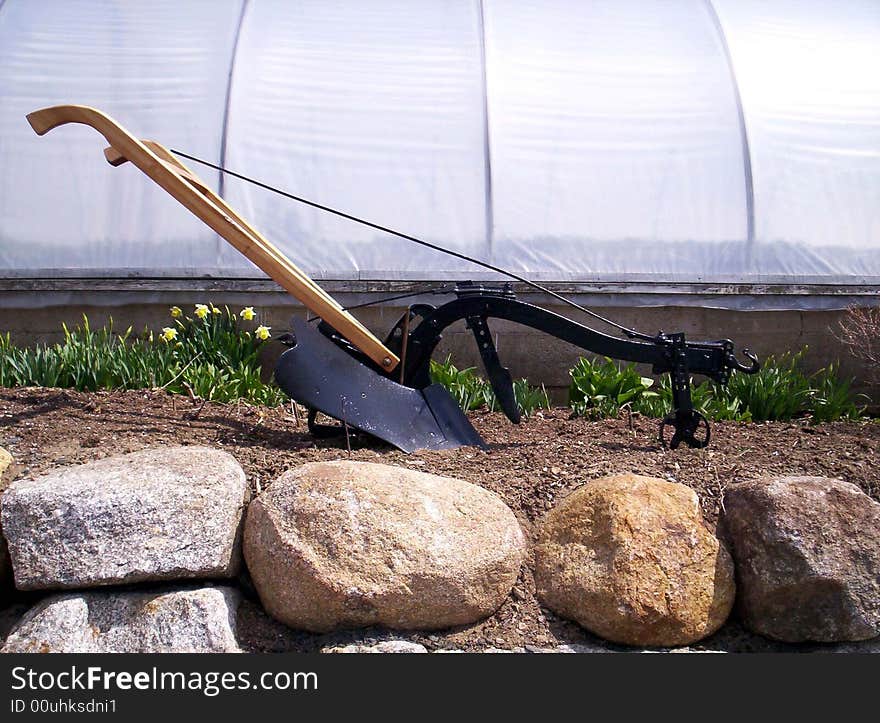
[275,282,760,453]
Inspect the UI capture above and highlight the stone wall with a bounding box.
[2,450,878,652]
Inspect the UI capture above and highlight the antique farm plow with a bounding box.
[27,105,760,452]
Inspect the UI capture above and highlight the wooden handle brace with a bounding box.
[26,105,399,371]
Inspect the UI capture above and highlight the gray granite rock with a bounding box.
[722,476,880,643]
[1,446,249,590]
[1,586,243,653]
[322,640,428,654]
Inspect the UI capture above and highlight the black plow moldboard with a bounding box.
[274,317,485,453]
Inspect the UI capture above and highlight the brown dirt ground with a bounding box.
[1,386,878,652]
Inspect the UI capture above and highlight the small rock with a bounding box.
[0,447,12,478]
[526,643,615,653]
[555,643,614,653]
[1,446,249,590]
[534,474,735,647]
[1,586,243,653]
[722,476,880,642]
[322,640,428,654]
[244,461,526,632]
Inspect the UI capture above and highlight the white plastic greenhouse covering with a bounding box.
[1,0,879,302]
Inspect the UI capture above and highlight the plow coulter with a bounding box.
[27,105,760,453]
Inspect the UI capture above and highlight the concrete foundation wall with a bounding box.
[2,283,877,404]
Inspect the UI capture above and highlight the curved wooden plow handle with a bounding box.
[26,104,399,371]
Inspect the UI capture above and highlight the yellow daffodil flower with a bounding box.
[161,327,178,342]
[211,305,221,315]
[255,325,271,340]
[194,304,209,320]
[169,306,182,318]
[240,306,256,321]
